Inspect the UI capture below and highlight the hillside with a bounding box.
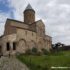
[17,51,70,70]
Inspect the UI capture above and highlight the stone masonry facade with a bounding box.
[0,4,52,55]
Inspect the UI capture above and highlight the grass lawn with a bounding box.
[17,51,70,70]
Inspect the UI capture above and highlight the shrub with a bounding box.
[36,51,42,56]
[41,48,49,55]
[31,47,38,54]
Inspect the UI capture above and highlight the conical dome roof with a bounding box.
[24,4,35,12]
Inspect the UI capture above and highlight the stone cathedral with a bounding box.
[0,4,52,55]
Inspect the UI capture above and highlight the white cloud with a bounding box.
[0,0,70,45]
[8,0,28,21]
[7,0,70,45]
[0,12,10,35]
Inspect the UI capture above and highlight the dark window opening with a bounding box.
[7,42,10,51]
[0,46,2,53]
[13,42,16,50]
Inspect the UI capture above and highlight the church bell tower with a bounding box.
[24,4,35,24]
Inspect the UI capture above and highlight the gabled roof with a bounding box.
[35,20,45,27]
[6,19,23,24]
[5,18,36,32]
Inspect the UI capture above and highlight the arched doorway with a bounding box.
[18,39,26,53]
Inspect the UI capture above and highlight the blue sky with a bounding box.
[0,0,70,45]
[0,0,14,18]
[0,0,10,13]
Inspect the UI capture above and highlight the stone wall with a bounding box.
[24,10,35,24]
[0,19,52,55]
[4,19,29,35]
[1,34,16,55]
[4,20,16,35]
[16,28,37,53]
[36,20,45,37]
[45,35,52,51]
[0,27,52,55]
